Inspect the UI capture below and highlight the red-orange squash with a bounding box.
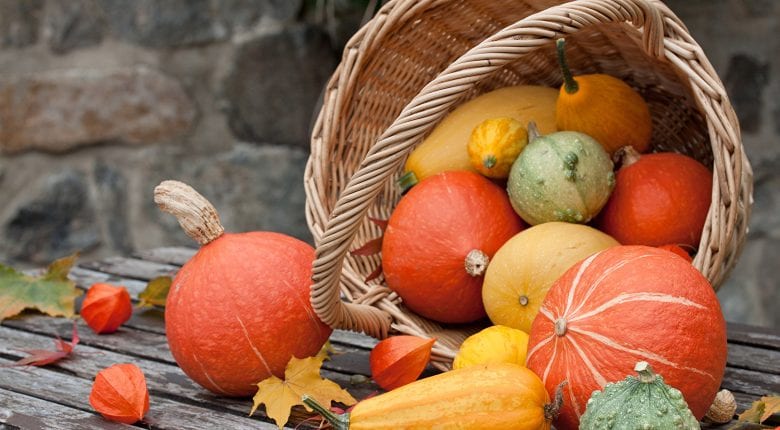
[154,181,332,397]
[596,147,712,249]
[526,245,726,430]
[382,171,524,323]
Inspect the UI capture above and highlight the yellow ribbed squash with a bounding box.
[453,325,529,370]
[304,363,559,430]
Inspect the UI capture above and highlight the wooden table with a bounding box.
[1,247,778,429]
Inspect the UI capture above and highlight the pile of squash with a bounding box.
[346,39,728,429]
[153,38,730,430]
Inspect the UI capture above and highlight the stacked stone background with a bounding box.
[0,0,777,327]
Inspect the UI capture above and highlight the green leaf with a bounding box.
[137,276,172,308]
[0,254,81,321]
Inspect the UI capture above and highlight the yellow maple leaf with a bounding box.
[249,354,356,429]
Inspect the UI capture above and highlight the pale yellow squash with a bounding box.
[399,85,558,191]
[482,222,619,332]
[453,325,529,370]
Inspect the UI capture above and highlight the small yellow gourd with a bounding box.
[467,118,528,178]
[304,363,562,430]
[453,325,529,370]
[398,85,558,191]
[555,38,652,155]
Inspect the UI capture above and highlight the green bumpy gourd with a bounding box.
[580,362,700,430]
[507,125,615,225]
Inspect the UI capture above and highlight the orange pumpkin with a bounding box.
[596,147,712,249]
[526,246,727,430]
[382,171,524,323]
[154,181,332,397]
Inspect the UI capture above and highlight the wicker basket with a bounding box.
[304,0,753,369]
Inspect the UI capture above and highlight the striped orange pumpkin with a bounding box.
[526,245,727,430]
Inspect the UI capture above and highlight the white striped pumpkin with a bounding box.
[526,245,727,430]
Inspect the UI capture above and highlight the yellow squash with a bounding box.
[482,222,619,332]
[453,325,529,370]
[467,117,528,178]
[554,38,653,155]
[304,363,557,430]
[398,85,558,191]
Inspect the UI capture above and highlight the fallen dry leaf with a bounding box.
[90,363,150,424]
[137,276,171,308]
[250,354,356,429]
[0,253,81,321]
[737,395,780,425]
[4,321,79,367]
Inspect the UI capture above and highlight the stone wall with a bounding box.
[0,0,777,327]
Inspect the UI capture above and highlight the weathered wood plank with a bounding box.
[720,367,780,396]
[80,257,178,282]
[133,247,196,266]
[69,266,149,297]
[2,316,175,364]
[727,343,780,375]
[0,357,277,430]
[330,329,379,350]
[0,325,377,426]
[0,387,131,430]
[728,322,780,350]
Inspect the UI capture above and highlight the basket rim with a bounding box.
[305,0,754,367]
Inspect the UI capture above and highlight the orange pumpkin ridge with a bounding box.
[382,171,524,323]
[526,246,727,430]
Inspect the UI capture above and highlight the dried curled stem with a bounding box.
[154,180,224,246]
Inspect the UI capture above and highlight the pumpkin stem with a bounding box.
[554,317,567,336]
[703,389,737,424]
[556,38,579,94]
[616,145,642,168]
[634,361,657,383]
[527,121,541,142]
[397,171,419,194]
[544,380,568,421]
[464,249,489,277]
[154,180,225,246]
[302,395,350,430]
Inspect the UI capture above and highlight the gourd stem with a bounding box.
[464,249,489,277]
[154,180,225,246]
[556,38,579,94]
[544,380,568,421]
[483,155,497,169]
[397,171,419,194]
[302,395,350,430]
[634,361,656,383]
[527,121,541,142]
[617,145,642,168]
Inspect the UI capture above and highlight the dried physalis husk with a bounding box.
[89,363,150,424]
[704,389,737,424]
[369,335,435,391]
[81,283,132,334]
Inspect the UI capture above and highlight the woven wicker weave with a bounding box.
[304,0,753,369]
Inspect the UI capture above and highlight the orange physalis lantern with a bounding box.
[80,283,132,334]
[89,363,150,424]
[369,335,435,391]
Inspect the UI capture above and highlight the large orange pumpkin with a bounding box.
[155,181,332,397]
[382,171,524,323]
[596,147,712,249]
[526,245,726,430]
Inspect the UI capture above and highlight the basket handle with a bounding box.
[311,0,668,339]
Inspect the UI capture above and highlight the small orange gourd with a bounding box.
[555,38,652,155]
[154,181,332,397]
